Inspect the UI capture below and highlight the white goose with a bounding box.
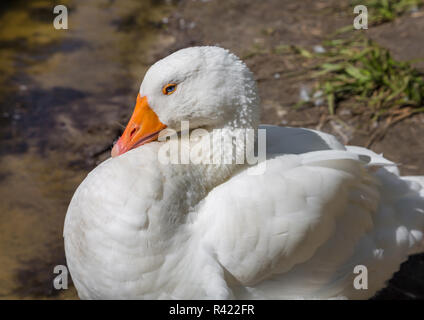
[64,46,424,299]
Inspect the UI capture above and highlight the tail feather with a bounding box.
[347,145,424,256]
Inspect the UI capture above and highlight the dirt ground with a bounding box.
[0,0,423,299]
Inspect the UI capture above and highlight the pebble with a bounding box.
[313,90,324,106]
[179,18,186,29]
[299,85,310,102]
[313,45,326,54]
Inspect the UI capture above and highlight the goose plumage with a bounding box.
[64,46,424,299]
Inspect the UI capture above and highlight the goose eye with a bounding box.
[162,83,177,95]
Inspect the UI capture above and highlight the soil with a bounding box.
[0,0,423,299]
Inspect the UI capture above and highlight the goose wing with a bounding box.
[192,127,424,299]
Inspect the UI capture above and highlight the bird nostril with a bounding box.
[129,127,137,138]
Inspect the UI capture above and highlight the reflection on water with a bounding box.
[0,0,175,299]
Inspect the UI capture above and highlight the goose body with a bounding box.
[64,46,424,299]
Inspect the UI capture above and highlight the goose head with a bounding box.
[111,46,260,157]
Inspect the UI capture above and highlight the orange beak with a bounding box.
[111,94,167,157]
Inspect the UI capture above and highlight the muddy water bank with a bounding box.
[0,0,176,299]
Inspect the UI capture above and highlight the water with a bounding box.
[0,0,174,299]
